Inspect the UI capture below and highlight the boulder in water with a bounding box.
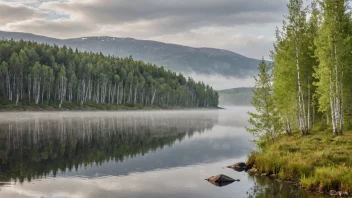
[205,174,239,187]
[227,162,247,172]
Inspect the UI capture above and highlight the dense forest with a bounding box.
[0,39,219,108]
[249,0,352,138]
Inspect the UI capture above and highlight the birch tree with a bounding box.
[272,26,296,136]
[314,0,350,135]
[272,0,317,135]
[0,39,219,108]
[58,65,67,108]
[287,0,311,135]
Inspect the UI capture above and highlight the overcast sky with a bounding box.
[0,0,291,59]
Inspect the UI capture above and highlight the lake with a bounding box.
[0,107,313,198]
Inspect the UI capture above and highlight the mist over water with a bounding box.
[184,73,255,90]
[182,73,255,107]
[0,108,310,198]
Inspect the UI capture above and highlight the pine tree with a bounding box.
[247,59,278,143]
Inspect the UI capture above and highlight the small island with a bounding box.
[247,0,352,196]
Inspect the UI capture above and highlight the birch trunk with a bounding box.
[151,88,156,105]
[295,33,307,135]
[134,87,137,104]
[334,41,340,134]
[330,70,338,135]
[116,85,120,105]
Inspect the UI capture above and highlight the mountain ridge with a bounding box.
[0,30,261,77]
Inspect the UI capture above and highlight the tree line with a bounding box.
[0,39,219,108]
[248,0,352,140]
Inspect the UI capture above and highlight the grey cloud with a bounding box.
[40,0,288,29]
[0,0,38,3]
[142,12,284,36]
[2,0,285,60]
[0,2,47,25]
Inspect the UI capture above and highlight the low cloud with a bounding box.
[186,73,255,90]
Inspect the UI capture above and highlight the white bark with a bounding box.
[295,31,307,135]
[151,88,156,105]
[329,70,338,135]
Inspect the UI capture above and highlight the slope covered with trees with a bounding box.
[0,31,262,78]
[0,39,219,109]
[247,0,352,195]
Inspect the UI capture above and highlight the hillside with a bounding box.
[0,31,261,77]
[218,87,253,106]
[0,39,219,109]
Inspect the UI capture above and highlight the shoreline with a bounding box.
[0,102,223,112]
[246,132,352,196]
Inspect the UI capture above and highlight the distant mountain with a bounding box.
[0,31,261,77]
[218,87,253,106]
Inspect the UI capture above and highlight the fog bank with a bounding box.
[184,73,255,90]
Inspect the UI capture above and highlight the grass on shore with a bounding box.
[247,130,352,193]
[0,101,221,111]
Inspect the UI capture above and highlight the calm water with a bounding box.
[0,108,313,198]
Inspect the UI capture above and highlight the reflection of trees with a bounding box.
[0,112,218,183]
[246,175,310,198]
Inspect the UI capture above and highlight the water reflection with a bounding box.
[247,175,323,198]
[0,111,219,183]
[0,109,312,198]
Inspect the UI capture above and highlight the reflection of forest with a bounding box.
[0,112,218,183]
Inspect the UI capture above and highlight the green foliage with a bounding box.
[314,0,351,135]
[257,0,352,136]
[249,0,352,195]
[271,0,319,135]
[247,59,279,144]
[0,39,218,109]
